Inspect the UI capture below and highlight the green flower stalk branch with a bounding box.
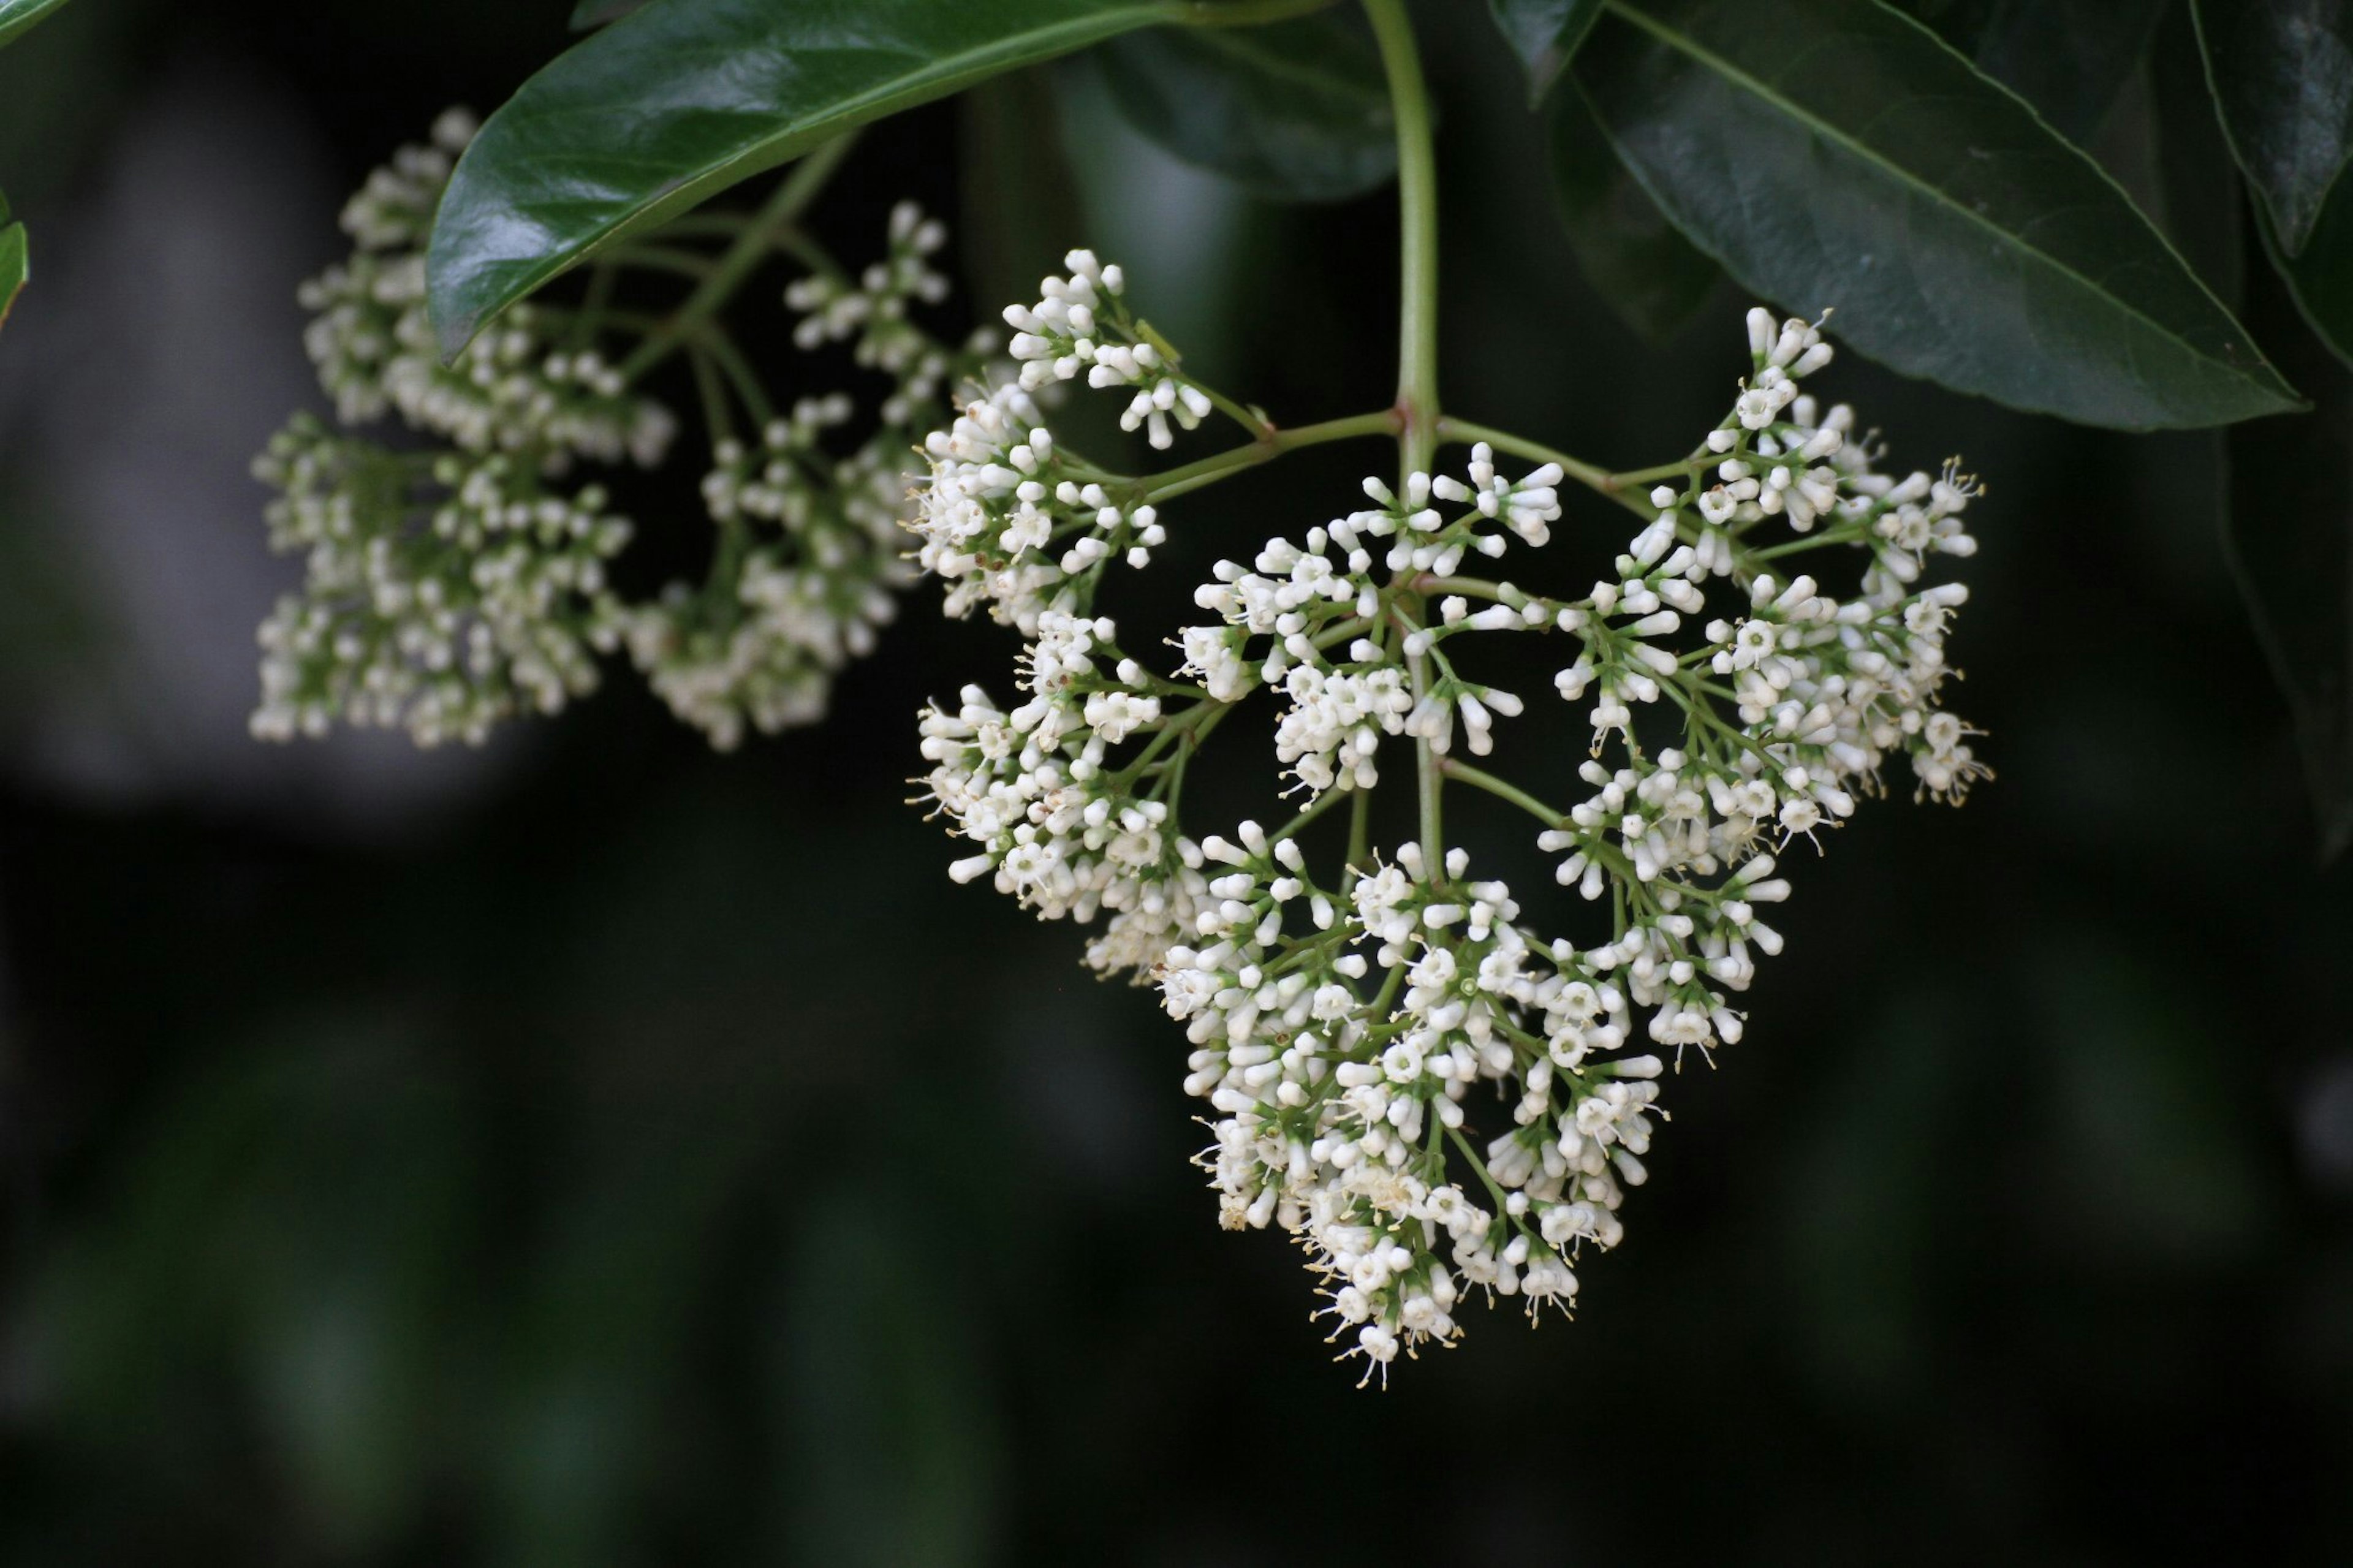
[908,3,1988,1381]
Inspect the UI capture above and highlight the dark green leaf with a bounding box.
[1895,0,2164,146]
[1088,14,1395,202]
[1487,0,1602,105]
[0,217,26,335]
[568,0,648,29]
[2223,259,2353,860]
[1575,0,2303,430]
[2153,0,2245,308]
[0,0,76,49]
[2192,0,2353,257]
[2263,181,2353,367]
[1546,84,1718,340]
[427,0,1230,358]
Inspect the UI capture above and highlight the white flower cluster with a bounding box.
[1003,249,1218,449]
[251,417,631,744]
[916,278,1989,1380]
[259,115,991,749]
[623,398,918,749]
[918,610,1209,979]
[623,209,999,748]
[910,379,1167,632]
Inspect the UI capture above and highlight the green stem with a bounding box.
[1133,316,1271,438]
[1134,411,1398,502]
[619,131,858,384]
[698,327,776,430]
[1268,783,1351,845]
[688,344,735,456]
[1363,0,1441,474]
[1363,0,1446,876]
[1438,757,1566,829]
[567,262,618,352]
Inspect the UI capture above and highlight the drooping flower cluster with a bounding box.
[916,282,1987,1380]
[251,417,632,744]
[622,205,996,748]
[906,252,1209,634]
[256,114,991,748]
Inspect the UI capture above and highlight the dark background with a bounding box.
[2,2,2349,1563]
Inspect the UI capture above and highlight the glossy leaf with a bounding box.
[1089,14,1395,202]
[427,0,1276,358]
[1575,0,2303,430]
[1546,84,1718,341]
[0,216,25,335]
[1486,0,1602,105]
[2192,0,2353,257]
[1895,0,2165,147]
[0,0,76,49]
[2224,262,2353,860]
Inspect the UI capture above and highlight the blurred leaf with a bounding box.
[1575,0,2305,430]
[776,1191,999,1567]
[22,1038,478,1555]
[482,1121,759,1565]
[426,0,1235,357]
[1050,51,1258,375]
[0,208,23,333]
[1089,15,1396,202]
[2192,0,2353,257]
[0,0,75,49]
[1545,84,1718,341]
[2266,176,2353,368]
[2224,255,2353,859]
[1486,0,1602,105]
[567,0,647,28]
[960,67,1091,319]
[2153,0,2245,306]
[1895,0,2165,146]
[2037,941,2268,1257]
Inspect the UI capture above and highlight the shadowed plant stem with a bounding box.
[1363,0,1446,871]
[618,131,859,384]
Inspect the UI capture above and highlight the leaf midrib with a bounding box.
[1183,22,1385,108]
[1600,0,2267,388]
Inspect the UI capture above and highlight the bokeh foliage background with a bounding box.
[1,1,2351,1562]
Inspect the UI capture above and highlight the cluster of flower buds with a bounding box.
[916,276,1987,1379]
[251,416,631,745]
[1002,250,1219,449]
[257,117,993,748]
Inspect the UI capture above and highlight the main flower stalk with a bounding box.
[1363,0,1449,881]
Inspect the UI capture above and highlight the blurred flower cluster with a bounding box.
[255,115,995,748]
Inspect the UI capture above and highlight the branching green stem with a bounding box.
[1438,757,1566,828]
[1133,411,1399,502]
[618,131,858,383]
